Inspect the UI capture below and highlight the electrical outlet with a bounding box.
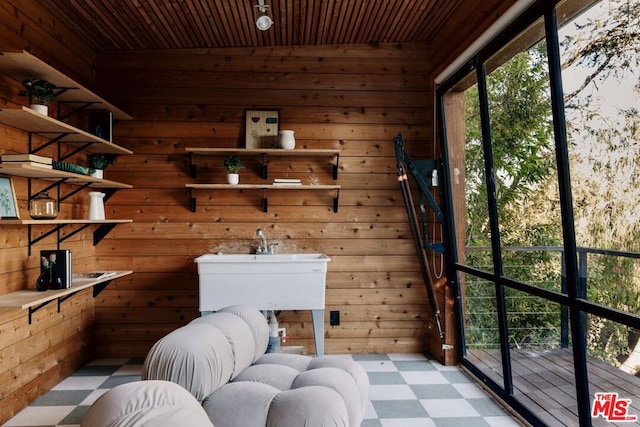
[330,310,340,326]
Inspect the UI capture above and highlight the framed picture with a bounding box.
[0,175,20,219]
[245,110,279,148]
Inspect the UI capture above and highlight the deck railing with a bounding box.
[463,245,640,359]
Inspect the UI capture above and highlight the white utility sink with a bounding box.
[194,253,331,356]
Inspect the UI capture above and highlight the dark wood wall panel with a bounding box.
[92,42,441,358]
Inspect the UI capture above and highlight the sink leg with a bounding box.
[311,309,324,357]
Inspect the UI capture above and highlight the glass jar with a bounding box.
[29,191,58,219]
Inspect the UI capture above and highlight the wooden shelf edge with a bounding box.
[0,219,133,225]
[185,184,341,190]
[0,163,132,188]
[0,270,133,310]
[186,147,340,156]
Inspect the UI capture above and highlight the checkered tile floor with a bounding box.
[2,353,523,427]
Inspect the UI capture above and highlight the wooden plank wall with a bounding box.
[92,43,444,358]
[0,1,100,423]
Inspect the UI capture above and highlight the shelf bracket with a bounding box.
[28,224,63,256]
[189,152,197,178]
[261,153,268,179]
[58,99,98,121]
[333,153,340,180]
[189,188,196,212]
[26,279,115,325]
[93,280,113,297]
[60,142,95,161]
[94,223,118,245]
[334,187,340,213]
[28,299,55,324]
[262,188,268,212]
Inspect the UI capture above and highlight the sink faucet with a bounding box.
[255,228,277,254]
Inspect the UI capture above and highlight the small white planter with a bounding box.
[227,173,239,185]
[90,169,104,179]
[30,104,48,115]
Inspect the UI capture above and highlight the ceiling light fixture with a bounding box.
[254,0,273,31]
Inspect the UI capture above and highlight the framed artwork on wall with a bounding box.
[0,175,20,219]
[245,110,279,148]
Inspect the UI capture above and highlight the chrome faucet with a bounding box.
[255,228,277,254]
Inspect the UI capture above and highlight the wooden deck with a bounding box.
[466,348,640,426]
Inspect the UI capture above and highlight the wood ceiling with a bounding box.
[37,0,474,51]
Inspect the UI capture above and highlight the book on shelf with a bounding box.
[73,271,118,281]
[0,160,53,169]
[1,153,53,165]
[40,250,72,289]
[88,111,113,142]
[273,178,302,186]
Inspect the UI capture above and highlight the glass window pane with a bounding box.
[485,19,565,292]
[560,0,640,313]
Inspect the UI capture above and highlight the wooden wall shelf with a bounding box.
[186,183,341,212]
[186,147,340,180]
[0,50,132,120]
[0,107,132,155]
[0,270,133,324]
[0,162,132,188]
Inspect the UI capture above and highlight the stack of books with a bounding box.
[273,178,302,186]
[1,153,53,169]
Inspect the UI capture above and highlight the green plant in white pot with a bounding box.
[223,156,244,185]
[86,154,116,179]
[18,79,56,115]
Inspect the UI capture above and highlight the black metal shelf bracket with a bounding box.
[189,152,197,178]
[189,188,196,212]
[28,300,55,324]
[26,278,116,324]
[94,223,118,245]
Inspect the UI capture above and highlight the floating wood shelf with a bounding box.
[0,270,132,324]
[0,50,132,120]
[0,107,132,155]
[185,147,340,180]
[186,183,341,212]
[0,162,132,188]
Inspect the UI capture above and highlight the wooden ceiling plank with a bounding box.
[144,0,185,48]
[189,0,221,47]
[349,1,370,44]
[121,0,169,50]
[171,0,208,48]
[80,1,135,49]
[156,0,194,48]
[111,0,161,50]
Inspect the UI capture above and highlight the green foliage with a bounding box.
[18,79,56,105]
[465,43,557,249]
[223,156,244,173]
[86,154,116,170]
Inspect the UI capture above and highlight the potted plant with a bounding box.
[223,156,244,185]
[18,78,57,115]
[86,154,116,179]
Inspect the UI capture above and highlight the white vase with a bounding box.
[279,130,295,149]
[30,104,48,115]
[88,191,106,220]
[90,169,104,179]
[227,173,239,185]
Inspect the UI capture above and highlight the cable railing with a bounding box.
[462,245,640,355]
